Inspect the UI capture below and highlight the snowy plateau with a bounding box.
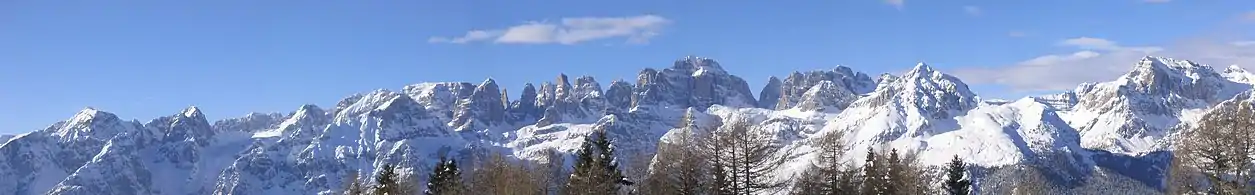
[1,56,1253,195]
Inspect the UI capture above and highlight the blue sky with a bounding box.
[2,0,1253,134]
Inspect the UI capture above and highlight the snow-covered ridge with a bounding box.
[1,55,1240,194]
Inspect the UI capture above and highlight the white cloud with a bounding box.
[430,15,671,45]
[963,6,981,16]
[1058,37,1163,53]
[955,37,1255,94]
[428,30,502,44]
[884,0,904,9]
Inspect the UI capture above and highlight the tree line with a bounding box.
[342,111,977,195]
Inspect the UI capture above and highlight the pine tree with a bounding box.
[373,164,414,195]
[943,155,970,195]
[565,129,627,195]
[426,155,465,195]
[883,149,901,195]
[861,148,881,195]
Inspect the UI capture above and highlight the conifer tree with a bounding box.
[861,148,882,195]
[884,149,901,195]
[373,164,416,195]
[565,129,627,195]
[943,155,971,195]
[426,155,465,195]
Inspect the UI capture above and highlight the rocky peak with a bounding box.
[450,78,507,129]
[147,106,215,146]
[277,104,329,143]
[631,68,666,107]
[373,95,450,140]
[402,82,476,120]
[1032,92,1080,111]
[182,106,205,119]
[536,82,558,109]
[212,112,286,133]
[857,62,978,119]
[44,107,132,143]
[1223,65,1255,84]
[555,74,573,100]
[758,76,783,109]
[630,56,757,109]
[509,83,543,119]
[604,80,634,112]
[794,80,857,112]
[375,94,427,116]
[903,62,944,80]
[1069,56,1253,153]
[672,56,727,75]
[1118,56,1225,98]
[333,89,402,121]
[773,67,876,110]
[572,76,603,100]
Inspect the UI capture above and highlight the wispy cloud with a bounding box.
[429,15,671,45]
[427,30,501,44]
[957,12,1255,95]
[1244,10,1255,22]
[952,37,1161,92]
[1057,37,1163,52]
[963,6,981,16]
[950,36,1255,93]
[884,0,904,9]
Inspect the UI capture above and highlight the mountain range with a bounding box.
[1,55,1252,195]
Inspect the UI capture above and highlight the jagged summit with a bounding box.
[1227,65,1248,73]
[907,62,934,75]
[71,107,107,120]
[182,106,204,118]
[296,104,321,112]
[1224,65,1255,84]
[1066,55,1254,153]
[9,55,1239,195]
[673,56,727,75]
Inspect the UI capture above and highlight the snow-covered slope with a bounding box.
[1062,56,1253,154]
[2,55,1242,194]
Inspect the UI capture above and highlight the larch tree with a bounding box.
[1171,99,1255,194]
[643,109,713,195]
[793,131,857,195]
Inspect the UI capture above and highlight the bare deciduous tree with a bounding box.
[643,123,711,195]
[709,115,785,195]
[469,153,547,195]
[1171,100,1255,194]
[792,131,859,195]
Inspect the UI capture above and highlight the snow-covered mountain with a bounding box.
[1062,56,1254,154]
[2,55,1250,194]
